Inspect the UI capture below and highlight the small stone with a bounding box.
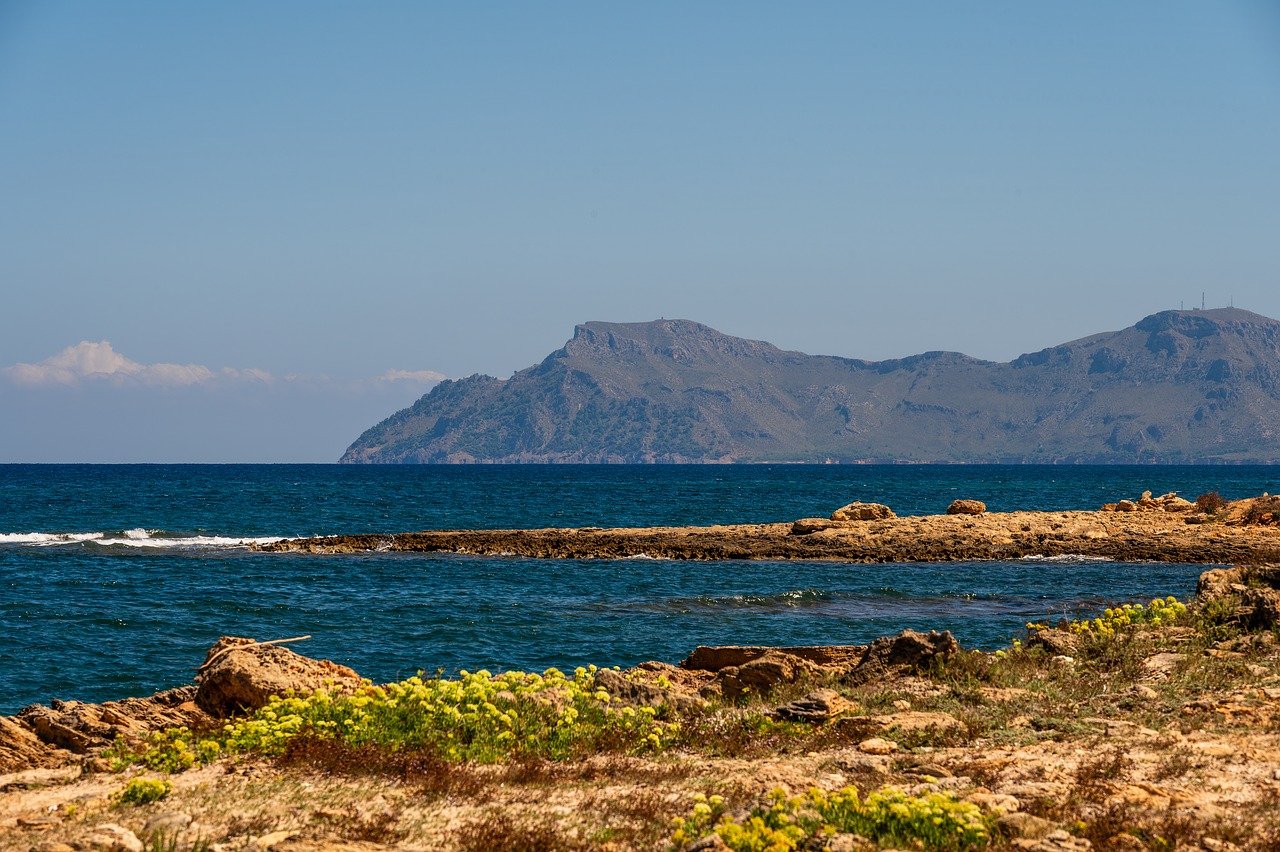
[251,830,299,850]
[84,823,144,852]
[30,844,77,852]
[858,737,898,755]
[1201,838,1243,851]
[144,812,193,835]
[946,499,986,515]
[892,699,911,711]
[998,811,1053,839]
[1107,834,1146,850]
[17,814,61,828]
[1131,685,1159,700]
[682,834,732,851]
[825,834,876,852]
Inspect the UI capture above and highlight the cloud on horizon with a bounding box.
[3,341,444,389]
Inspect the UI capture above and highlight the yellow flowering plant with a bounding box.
[120,665,679,773]
[671,786,994,851]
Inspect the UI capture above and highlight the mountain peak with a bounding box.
[343,309,1280,464]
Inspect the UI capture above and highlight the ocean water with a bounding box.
[2,464,1278,714]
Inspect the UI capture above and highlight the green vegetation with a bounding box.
[671,787,994,851]
[116,776,171,805]
[119,666,678,773]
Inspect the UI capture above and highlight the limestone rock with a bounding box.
[771,688,854,723]
[8,687,207,770]
[0,715,61,772]
[84,824,143,852]
[857,737,897,755]
[947,499,986,515]
[1027,628,1081,658]
[844,629,959,685]
[195,637,362,717]
[714,651,819,700]
[999,811,1054,839]
[830,502,895,522]
[593,667,706,713]
[791,517,839,535]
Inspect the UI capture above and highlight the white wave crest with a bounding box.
[1019,554,1111,563]
[0,530,282,549]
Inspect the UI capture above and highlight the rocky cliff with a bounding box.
[341,308,1280,463]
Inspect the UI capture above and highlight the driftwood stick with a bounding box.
[195,635,313,675]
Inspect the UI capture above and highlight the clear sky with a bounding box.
[2,2,1279,460]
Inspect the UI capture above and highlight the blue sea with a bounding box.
[2,464,1278,714]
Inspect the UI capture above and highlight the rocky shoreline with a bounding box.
[255,493,1280,564]
[6,493,1280,851]
[2,558,1280,849]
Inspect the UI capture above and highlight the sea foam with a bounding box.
[0,530,282,549]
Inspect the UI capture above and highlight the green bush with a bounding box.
[117,777,171,805]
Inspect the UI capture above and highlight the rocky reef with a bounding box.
[255,493,1280,565]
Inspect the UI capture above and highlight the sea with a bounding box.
[2,464,1278,715]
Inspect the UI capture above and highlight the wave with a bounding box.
[1019,554,1112,563]
[0,529,282,549]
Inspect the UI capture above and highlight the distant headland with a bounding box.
[342,308,1280,464]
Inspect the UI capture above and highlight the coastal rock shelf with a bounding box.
[256,504,1280,564]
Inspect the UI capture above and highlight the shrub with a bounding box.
[117,776,171,805]
[671,786,994,851]
[1195,492,1228,514]
[126,666,679,772]
[1064,597,1188,640]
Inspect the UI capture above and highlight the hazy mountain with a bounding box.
[341,308,1280,464]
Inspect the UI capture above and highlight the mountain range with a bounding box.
[341,308,1280,464]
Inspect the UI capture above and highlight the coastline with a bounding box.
[3,563,1280,850]
[255,501,1280,565]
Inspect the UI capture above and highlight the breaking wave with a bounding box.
[0,529,282,549]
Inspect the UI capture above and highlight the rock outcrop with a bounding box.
[1,687,210,773]
[194,637,363,717]
[831,502,896,522]
[844,630,960,686]
[946,499,986,515]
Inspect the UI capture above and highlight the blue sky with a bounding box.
[2,2,1279,460]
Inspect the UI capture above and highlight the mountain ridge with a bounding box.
[342,308,1280,464]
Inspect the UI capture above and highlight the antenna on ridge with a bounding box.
[1202,292,1206,310]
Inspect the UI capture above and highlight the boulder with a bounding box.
[844,629,960,685]
[1026,628,1081,658]
[195,637,362,717]
[946,499,986,515]
[791,517,840,535]
[0,715,61,772]
[830,502,895,522]
[8,686,208,769]
[593,667,706,713]
[770,688,854,723]
[713,651,819,700]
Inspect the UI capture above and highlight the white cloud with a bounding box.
[2,341,233,387]
[375,368,448,383]
[3,341,444,390]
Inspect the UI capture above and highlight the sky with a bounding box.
[2,2,1279,461]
